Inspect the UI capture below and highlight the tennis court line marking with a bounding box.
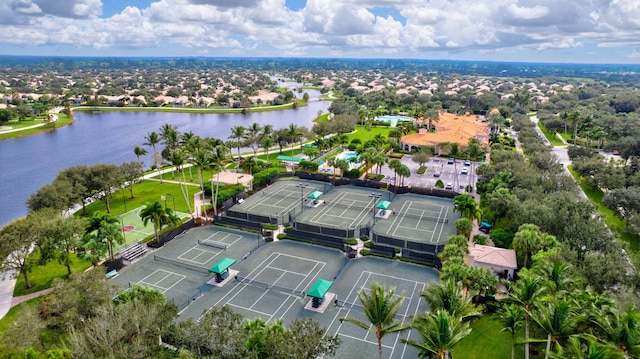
[309,192,372,228]
[206,232,242,246]
[138,269,186,293]
[428,205,445,243]
[179,247,220,265]
[328,270,428,356]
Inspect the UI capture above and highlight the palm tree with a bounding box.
[340,283,407,359]
[453,194,481,222]
[246,122,262,158]
[388,159,402,187]
[144,131,161,173]
[497,304,524,359]
[260,136,276,163]
[229,125,246,167]
[509,270,545,359]
[189,146,214,220]
[455,217,473,239]
[595,305,640,358]
[403,309,472,359]
[549,335,625,359]
[286,123,302,159]
[531,299,584,359]
[397,164,410,186]
[133,145,147,163]
[513,223,543,268]
[86,211,124,262]
[211,143,230,217]
[532,261,583,297]
[140,201,177,245]
[168,149,193,217]
[421,280,481,321]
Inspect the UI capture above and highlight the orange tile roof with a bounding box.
[401,111,488,147]
[468,244,517,269]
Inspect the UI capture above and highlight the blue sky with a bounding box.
[2,0,640,64]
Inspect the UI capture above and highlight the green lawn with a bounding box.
[0,114,73,140]
[536,121,565,146]
[79,180,202,217]
[13,253,93,297]
[346,125,393,144]
[567,166,639,252]
[453,314,543,359]
[0,297,41,333]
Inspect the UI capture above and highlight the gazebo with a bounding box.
[208,257,237,283]
[307,190,323,204]
[307,279,333,308]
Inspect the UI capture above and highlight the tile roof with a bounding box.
[401,111,489,147]
[468,244,517,269]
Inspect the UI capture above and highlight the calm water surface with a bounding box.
[0,100,330,227]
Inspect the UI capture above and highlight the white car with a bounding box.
[445,182,453,190]
[461,168,469,175]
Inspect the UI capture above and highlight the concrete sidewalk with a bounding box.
[0,275,17,319]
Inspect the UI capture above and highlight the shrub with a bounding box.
[435,179,444,188]
[360,235,369,242]
[283,222,291,227]
[364,241,372,248]
[277,233,287,239]
[344,238,357,245]
[490,228,515,248]
[417,166,427,174]
[473,234,488,245]
[262,224,278,230]
[360,249,371,256]
[388,153,404,159]
[344,168,361,178]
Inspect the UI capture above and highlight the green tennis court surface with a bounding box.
[113,206,191,252]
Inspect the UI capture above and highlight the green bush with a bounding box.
[417,166,427,174]
[394,247,401,253]
[435,179,444,188]
[490,228,515,248]
[253,168,280,187]
[366,173,385,181]
[360,235,370,241]
[344,168,361,178]
[277,233,287,239]
[388,153,404,159]
[299,160,319,172]
[344,238,357,245]
[364,241,372,248]
[360,249,371,256]
[283,222,291,227]
[262,224,279,230]
[473,234,488,245]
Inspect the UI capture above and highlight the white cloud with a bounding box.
[0,0,640,62]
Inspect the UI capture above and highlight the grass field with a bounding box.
[567,166,639,252]
[346,124,393,144]
[0,114,73,140]
[452,314,543,359]
[0,297,40,333]
[79,180,201,217]
[13,253,93,297]
[536,121,565,146]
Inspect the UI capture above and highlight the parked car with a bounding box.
[445,182,453,190]
[464,159,471,166]
[461,167,469,175]
[434,170,441,177]
[447,158,455,164]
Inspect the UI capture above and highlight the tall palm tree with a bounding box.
[497,304,524,359]
[403,309,472,359]
[532,261,583,297]
[388,159,402,187]
[260,136,276,163]
[340,283,407,359]
[286,123,302,159]
[168,149,193,217]
[189,146,214,220]
[133,145,147,163]
[211,143,230,217]
[421,280,481,321]
[140,201,177,245]
[513,223,543,268]
[595,305,640,358]
[531,299,584,359]
[246,122,262,158]
[144,131,161,171]
[229,125,246,167]
[549,335,625,359]
[397,164,410,186]
[509,270,545,359]
[453,194,481,222]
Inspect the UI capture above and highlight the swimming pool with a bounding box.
[376,115,414,127]
[336,151,361,170]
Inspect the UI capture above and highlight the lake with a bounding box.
[0,100,330,227]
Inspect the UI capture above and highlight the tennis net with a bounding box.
[197,239,228,250]
[398,212,448,224]
[235,275,305,297]
[154,255,210,274]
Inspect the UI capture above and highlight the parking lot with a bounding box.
[380,155,481,191]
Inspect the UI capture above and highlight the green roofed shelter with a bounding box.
[376,200,391,210]
[276,155,304,163]
[209,258,237,283]
[307,279,333,299]
[307,190,323,200]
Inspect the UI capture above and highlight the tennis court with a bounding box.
[115,205,191,249]
[296,186,390,231]
[178,240,438,359]
[110,226,262,310]
[228,179,332,223]
[372,194,457,248]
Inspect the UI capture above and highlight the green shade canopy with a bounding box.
[307,190,323,199]
[376,200,391,209]
[276,155,303,163]
[307,279,333,299]
[209,258,236,274]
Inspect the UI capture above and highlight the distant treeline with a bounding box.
[1,55,640,81]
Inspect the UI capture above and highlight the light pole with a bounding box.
[296,183,308,212]
[369,192,382,223]
[167,193,175,211]
[120,217,127,245]
[161,195,167,209]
